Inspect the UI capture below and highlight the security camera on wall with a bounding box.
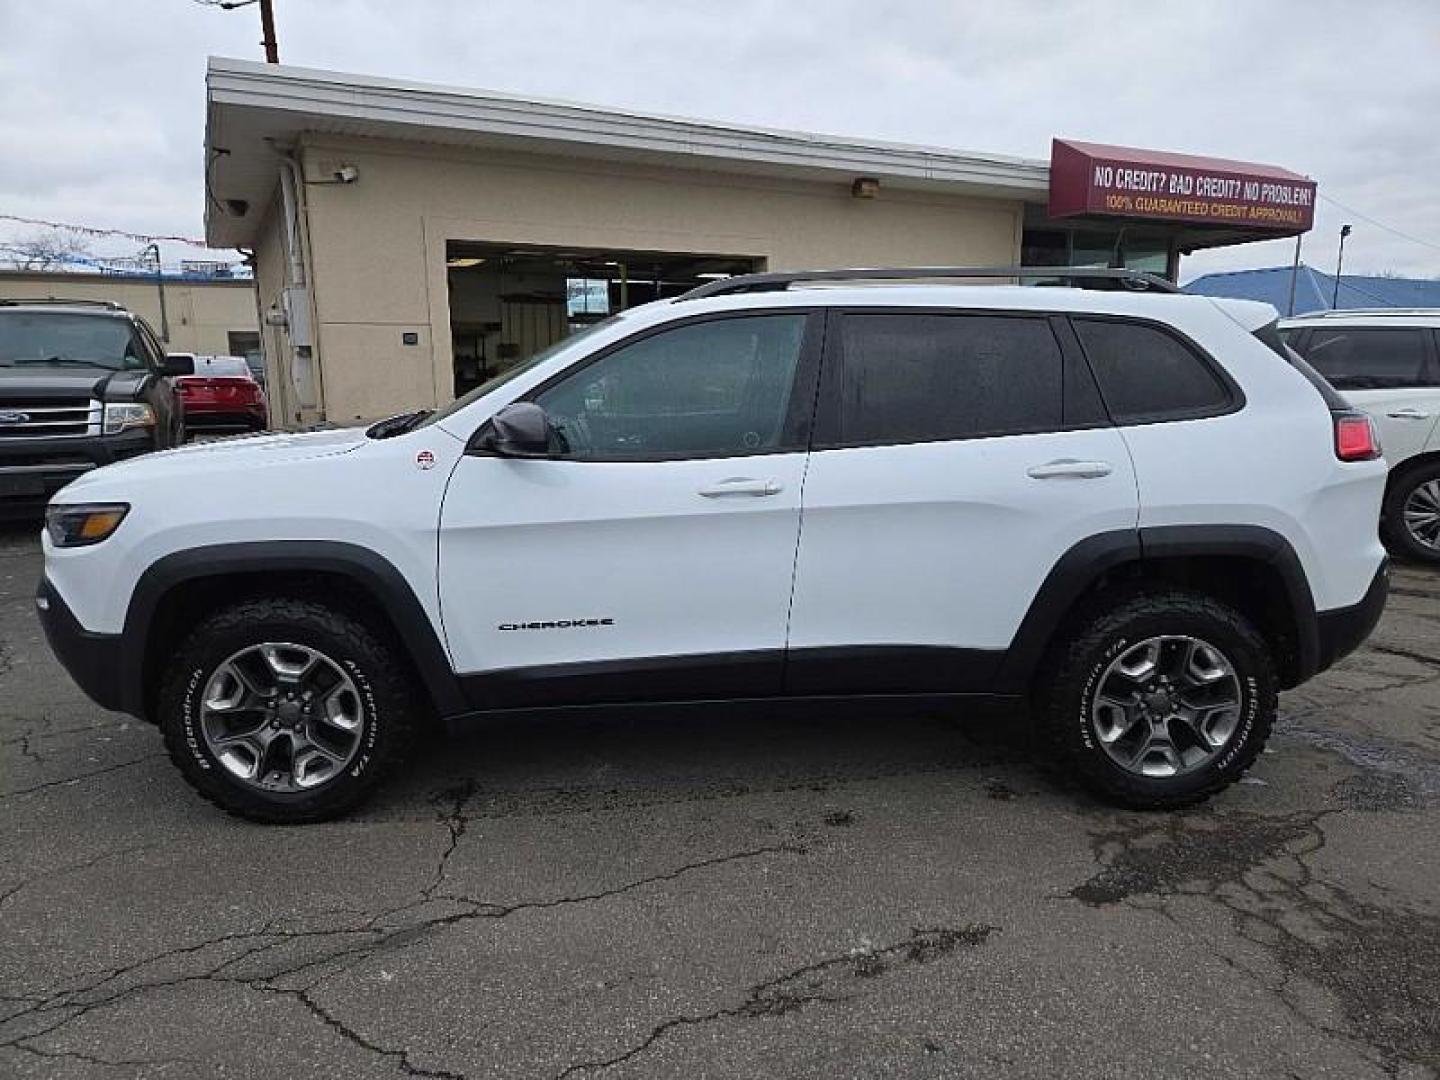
[332,164,359,184]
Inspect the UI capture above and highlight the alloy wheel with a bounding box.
[1402,479,1440,552]
[1089,635,1242,779]
[199,642,365,793]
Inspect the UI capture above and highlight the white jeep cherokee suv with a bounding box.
[1279,310,1440,563]
[37,268,1389,823]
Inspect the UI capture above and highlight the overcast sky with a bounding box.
[1,0,1437,281]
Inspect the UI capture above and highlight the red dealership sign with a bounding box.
[1048,139,1316,232]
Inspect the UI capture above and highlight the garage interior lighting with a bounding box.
[447,257,486,268]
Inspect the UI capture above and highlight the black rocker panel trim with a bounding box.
[123,541,466,720]
[783,644,1002,696]
[459,649,785,711]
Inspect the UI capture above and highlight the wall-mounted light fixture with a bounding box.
[851,176,880,199]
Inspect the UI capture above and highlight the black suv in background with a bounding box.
[0,299,189,517]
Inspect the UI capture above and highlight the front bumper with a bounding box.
[1315,559,1389,674]
[0,431,154,515]
[36,576,127,714]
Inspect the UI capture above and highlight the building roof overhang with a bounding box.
[203,57,1050,247]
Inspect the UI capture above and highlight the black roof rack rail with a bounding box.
[0,297,128,311]
[676,265,1180,301]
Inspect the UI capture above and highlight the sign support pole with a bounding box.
[1287,234,1302,316]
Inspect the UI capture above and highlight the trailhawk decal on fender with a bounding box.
[498,618,615,631]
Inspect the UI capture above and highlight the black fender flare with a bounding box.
[995,525,1319,694]
[121,541,465,719]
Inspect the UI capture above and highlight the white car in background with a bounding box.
[1281,311,1440,563]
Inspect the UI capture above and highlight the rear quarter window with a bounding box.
[1072,317,1235,424]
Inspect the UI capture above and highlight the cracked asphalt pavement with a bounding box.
[2,521,1438,1079]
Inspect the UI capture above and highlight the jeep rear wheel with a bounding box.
[158,598,419,823]
[1038,590,1277,809]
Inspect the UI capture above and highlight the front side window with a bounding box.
[534,314,807,460]
[1073,318,1232,423]
[835,313,1064,446]
[1290,327,1434,390]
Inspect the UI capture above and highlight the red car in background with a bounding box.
[171,354,268,434]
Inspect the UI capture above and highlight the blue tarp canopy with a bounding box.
[1185,264,1440,315]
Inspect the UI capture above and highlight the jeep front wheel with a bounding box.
[158,597,419,823]
[1039,591,1277,809]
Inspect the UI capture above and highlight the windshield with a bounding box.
[419,316,624,428]
[0,312,147,371]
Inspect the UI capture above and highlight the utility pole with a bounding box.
[259,0,279,63]
[143,243,170,343]
[1286,233,1302,317]
[1332,224,1352,310]
[204,0,278,63]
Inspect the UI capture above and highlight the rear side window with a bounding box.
[1289,327,1435,390]
[1073,318,1233,423]
[835,313,1063,445]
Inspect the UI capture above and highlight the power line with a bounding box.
[1317,193,1440,253]
[0,213,212,248]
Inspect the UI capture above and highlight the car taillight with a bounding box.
[1334,412,1381,461]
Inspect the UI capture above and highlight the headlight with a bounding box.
[103,402,155,435]
[45,503,130,547]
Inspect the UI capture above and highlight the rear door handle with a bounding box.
[1026,459,1113,480]
[698,477,783,498]
[1386,408,1431,420]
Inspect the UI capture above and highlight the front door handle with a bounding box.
[1027,459,1113,480]
[698,477,783,498]
[1387,408,1431,420]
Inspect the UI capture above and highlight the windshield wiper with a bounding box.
[13,355,111,369]
[366,409,433,439]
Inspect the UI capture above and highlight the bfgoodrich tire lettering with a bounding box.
[159,598,419,823]
[1039,590,1277,810]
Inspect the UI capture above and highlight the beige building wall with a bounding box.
[279,135,1024,426]
[0,271,256,356]
[250,196,306,428]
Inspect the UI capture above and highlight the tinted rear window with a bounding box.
[836,313,1063,445]
[193,357,253,378]
[1289,327,1435,389]
[1072,318,1233,423]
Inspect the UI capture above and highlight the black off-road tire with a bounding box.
[158,597,420,824]
[1037,590,1278,810]
[1380,461,1440,565]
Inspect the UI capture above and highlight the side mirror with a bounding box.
[474,401,551,458]
[163,354,195,377]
